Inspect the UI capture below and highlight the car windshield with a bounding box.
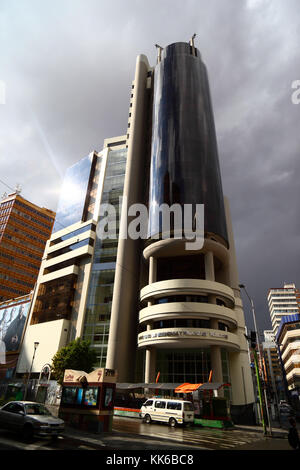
[25,404,52,416]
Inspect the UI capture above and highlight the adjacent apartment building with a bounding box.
[276,314,300,400]
[267,283,300,337]
[17,41,254,414]
[0,192,55,301]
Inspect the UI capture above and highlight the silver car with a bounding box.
[0,401,64,440]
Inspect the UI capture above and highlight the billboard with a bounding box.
[0,299,30,362]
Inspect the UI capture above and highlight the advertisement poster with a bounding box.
[0,300,30,359]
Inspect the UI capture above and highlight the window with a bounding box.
[25,404,51,415]
[167,402,182,410]
[2,403,24,414]
[155,400,166,409]
[144,400,153,407]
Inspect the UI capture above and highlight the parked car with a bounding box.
[140,398,194,427]
[0,401,64,441]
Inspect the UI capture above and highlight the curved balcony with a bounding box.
[139,302,237,329]
[137,327,240,351]
[143,237,229,265]
[140,279,235,305]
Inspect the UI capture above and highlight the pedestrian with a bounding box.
[288,417,300,450]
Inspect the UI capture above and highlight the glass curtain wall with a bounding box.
[82,148,127,367]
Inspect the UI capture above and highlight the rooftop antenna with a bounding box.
[1,192,7,200]
[155,44,164,64]
[189,33,197,56]
[15,183,22,195]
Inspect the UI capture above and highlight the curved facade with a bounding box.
[105,41,254,407]
[148,42,228,246]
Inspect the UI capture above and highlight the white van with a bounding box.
[140,398,194,427]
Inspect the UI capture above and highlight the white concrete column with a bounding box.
[205,251,215,281]
[149,256,157,284]
[144,257,157,382]
[210,345,223,396]
[144,347,156,383]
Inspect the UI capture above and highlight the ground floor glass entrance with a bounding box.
[156,349,212,384]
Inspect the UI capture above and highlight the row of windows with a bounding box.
[2,233,43,255]
[11,207,52,231]
[148,319,229,332]
[273,309,299,314]
[9,214,50,238]
[0,241,42,261]
[7,225,45,245]
[50,223,96,246]
[0,251,39,270]
[0,273,33,288]
[47,238,93,260]
[271,303,298,308]
[153,295,227,307]
[0,262,36,279]
[0,200,14,209]
[14,199,54,224]
[0,208,12,217]
[0,285,25,297]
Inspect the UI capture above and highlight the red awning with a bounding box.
[174,383,203,393]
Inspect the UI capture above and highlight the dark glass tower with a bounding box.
[148,42,228,246]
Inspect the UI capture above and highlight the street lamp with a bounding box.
[239,284,271,435]
[24,341,39,400]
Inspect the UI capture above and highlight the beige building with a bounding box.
[17,41,254,414]
[276,314,300,399]
[268,283,300,336]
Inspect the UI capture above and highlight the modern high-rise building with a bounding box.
[0,192,55,301]
[18,41,254,414]
[267,283,300,337]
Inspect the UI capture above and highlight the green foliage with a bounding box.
[51,339,98,385]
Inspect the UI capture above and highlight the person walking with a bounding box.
[288,417,300,450]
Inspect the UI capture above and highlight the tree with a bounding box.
[51,339,98,385]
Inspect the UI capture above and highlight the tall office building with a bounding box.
[268,283,300,337]
[18,41,254,413]
[0,192,55,301]
[18,137,128,373]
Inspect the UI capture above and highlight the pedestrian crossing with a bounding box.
[113,417,264,450]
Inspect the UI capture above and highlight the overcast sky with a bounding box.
[1,0,300,336]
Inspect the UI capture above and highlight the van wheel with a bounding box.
[169,418,177,427]
[144,414,152,424]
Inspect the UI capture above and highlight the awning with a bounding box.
[116,383,182,391]
[174,383,203,393]
[116,382,231,392]
[175,382,231,393]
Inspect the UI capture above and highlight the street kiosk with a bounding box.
[59,368,117,433]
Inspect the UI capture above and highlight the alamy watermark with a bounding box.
[96,197,204,250]
[291,80,300,104]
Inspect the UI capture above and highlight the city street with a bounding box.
[0,416,292,451]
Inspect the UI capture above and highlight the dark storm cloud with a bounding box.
[0,0,299,334]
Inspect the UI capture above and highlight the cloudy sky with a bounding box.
[1,0,299,336]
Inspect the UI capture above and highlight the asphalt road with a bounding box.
[0,416,294,452]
